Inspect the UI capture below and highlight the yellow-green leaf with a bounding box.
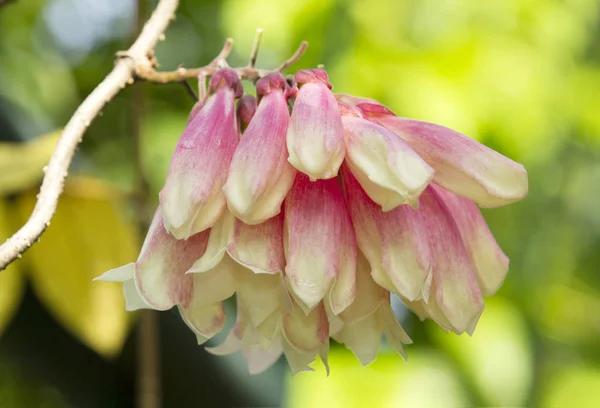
[17,176,139,358]
[0,130,60,195]
[0,199,25,336]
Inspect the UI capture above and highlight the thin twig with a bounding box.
[0,17,310,271]
[181,81,198,101]
[277,41,308,72]
[247,28,263,68]
[0,0,180,271]
[135,38,234,83]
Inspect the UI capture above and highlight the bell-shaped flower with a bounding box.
[341,115,434,210]
[159,68,243,239]
[284,173,357,314]
[342,165,432,302]
[286,69,345,180]
[224,73,296,225]
[337,94,528,208]
[95,208,232,340]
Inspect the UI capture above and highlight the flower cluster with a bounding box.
[97,66,528,374]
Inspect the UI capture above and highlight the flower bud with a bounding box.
[159,68,242,238]
[286,69,344,180]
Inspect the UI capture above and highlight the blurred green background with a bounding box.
[1,0,600,407]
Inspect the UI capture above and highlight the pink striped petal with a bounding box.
[159,68,242,238]
[226,212,285,275]
[284,174,357,312]
[133,208,209,310]
[419,186,484,334]
[286,70,344,180]
[339,95,528,208]
[342,166,432,302]
[431,185,509,296]
[224,73,295,224]
[342,116,434,210]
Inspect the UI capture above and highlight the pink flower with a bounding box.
[159,68,243,239]
[284,173,357,315]
[223,73,296,225]
[337,94,528,208]
[99,65,528,374]
[286,69,345,180]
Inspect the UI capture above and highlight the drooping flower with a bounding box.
[159,68,243,239]
[286,69,345,180]
[98,59,528,375]
[341,113,434,210]
[224,73,296,225]
[337,94,528,208]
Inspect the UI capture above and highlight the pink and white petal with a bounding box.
[378,303,412,360]
[284,175,349,312]
[328,204,357,316]
[94,262,134,282]
[234,268,282,328]
[134,209,210,310]
[227,213,285,275]
[282,341,317,375]
[205,330,244,356]
[334,314,382,366]
[206,301,248,355]
[252,310,282,349]
[432,185,509,296]
[243,339,284,375]
[122,279,152,311]
[179,302,226,339]
[378,203,432,302]
[419,187,484,333]
[339,252,387,325]
[398,296,429,322]
[375,116,528,208]
[224,90,295,225]
[286,82,345,180]
[319,341,331,376]
[342,116,434,210]
[324,300,344,336]
[187,212,235,273]
[282,302,328,354]
[160,86,239,239]
[186,263,236,308]
[420,296,455,333]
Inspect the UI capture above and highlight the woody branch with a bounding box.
[0,0,307,271]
